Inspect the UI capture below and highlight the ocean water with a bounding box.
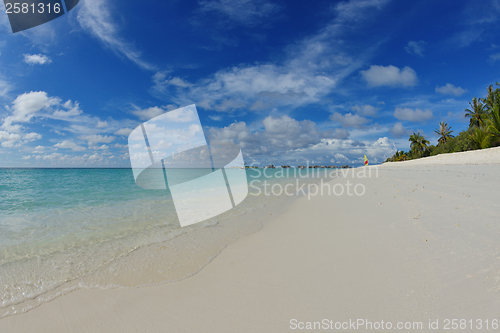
[0,167,334,317]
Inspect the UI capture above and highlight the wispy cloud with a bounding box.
[405,41,425,57]
[197,0,281,28]
[448,0,500,48]
[155,0,391,112]
[77,0,156,70]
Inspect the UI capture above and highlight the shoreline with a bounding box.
[1,153,500,332]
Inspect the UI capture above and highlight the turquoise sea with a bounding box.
[0,167,333,317]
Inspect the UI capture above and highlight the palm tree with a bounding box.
[409,132,430,157]
[485,104,500,147]
[434,121,454,145]
[465,97,486,128]
[471,126,490,149]
[481,84,500,114]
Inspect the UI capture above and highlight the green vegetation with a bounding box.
[386,82,500,163]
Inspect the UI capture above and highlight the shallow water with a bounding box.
[0,167,335,317]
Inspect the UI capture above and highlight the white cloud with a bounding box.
[168,77,193,88]
[23,132,42,141]
[2,91,59,132]
[23,54,52,65]
[114,128,133,136]
[332,153,349,162]
[360,65,418,87]
[0,131,21,147]
[330,112,370,129]
[97,120,108,128]
[0,91,133,152]
[154,64,337,111]
[351,104,378,116]
[54,140,87,151]
[389,122,409,138]
[333,128,350,139]
[405,41,425,57]
[435,83,467,96]
[295,136,397,166]
[209,115,333,156]
[131,106,165,121]
[78,134,115,144]
[42,153,64,160]
[77,0,155,70]
[154,0,391,112]
[394,107,433,122]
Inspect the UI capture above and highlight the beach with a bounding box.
[1,148,500,332]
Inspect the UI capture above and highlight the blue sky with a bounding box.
[1,0,500,167]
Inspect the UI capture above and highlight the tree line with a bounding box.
[386,82,500,162]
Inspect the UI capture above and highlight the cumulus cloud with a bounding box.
[333,128,350,139]
[330,112,370,129]
[295,136,397,166]
[360,65,418,87]
[0,131,21,147]
[23,54,51,65]
[54,140,86,151]
[389,122,409,138]
[394,107,433,122]
[0,91,133,151]
[405,41,425,57]
[332,153,349,162]
[78,134,115,144]
[24,132,42,141]
[113,127,132,136]
[131,106,166,121]
[435,83,467,96]
[1,91,59,132]
[351,104,378,116]
[114,128,133,136]
[209,114,333,156]
[97,120,108,128]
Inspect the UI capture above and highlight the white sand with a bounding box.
[384,146,500,166]
[1,149,500,332]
